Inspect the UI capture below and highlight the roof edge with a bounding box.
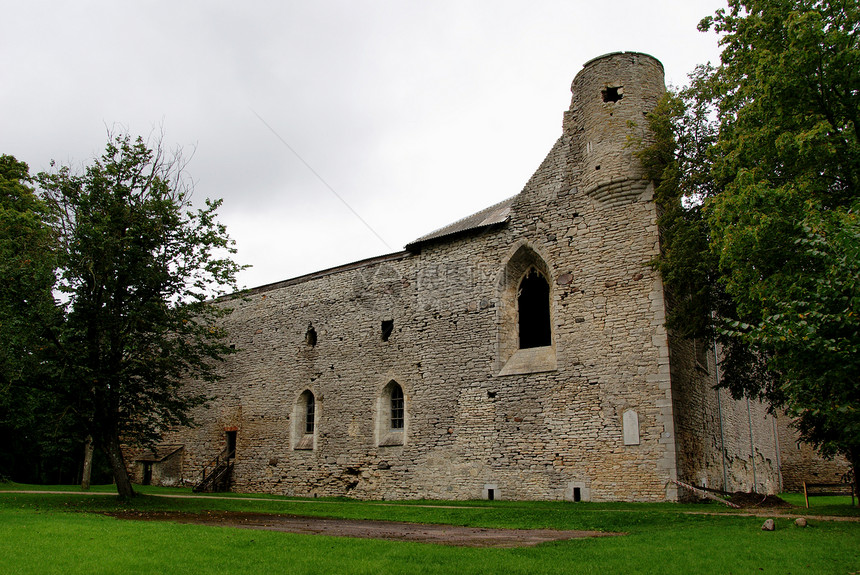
[405,195,516,250]
[235,250,413,297]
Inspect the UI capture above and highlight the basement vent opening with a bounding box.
[305,325,317,347]
[573,487,582,502]
[381,320,394,341]
[602,86,623,103]
[484,483,498,500]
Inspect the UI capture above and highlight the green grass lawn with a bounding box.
[0,484,857,574]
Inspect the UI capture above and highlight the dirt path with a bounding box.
[4,490,857,546]
[102,510,621,547]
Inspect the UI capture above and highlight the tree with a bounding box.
[0,156,58,391]
[647,0,859,495]
[0,156,76,484]
[30,134,244,497]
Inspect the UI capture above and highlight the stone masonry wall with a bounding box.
[668,335,782,495]
[146,52,681,502]
[132,52,824,502]
[776,417,852,492]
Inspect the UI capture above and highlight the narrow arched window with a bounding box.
[390,384,404,430]
[305,392,315,434]
[518,269,551,348]
[294,390,316,450]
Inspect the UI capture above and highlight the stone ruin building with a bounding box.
[128,52,849,501]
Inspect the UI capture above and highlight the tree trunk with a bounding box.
[102,432,135,499]
[851,447,859,507]
[80,435,94,490]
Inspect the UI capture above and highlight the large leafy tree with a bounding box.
[3,134,244,497]
[648,0,859,495]
[0,156,58,390]
[0,156,77,484]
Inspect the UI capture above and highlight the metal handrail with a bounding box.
[195,447,235,491]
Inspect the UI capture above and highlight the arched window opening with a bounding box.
[294,390,316,450]
[498,244,557,376]
[390,384,404,430]
[305,392,315,434]
[518,269,551,348]
[377,380,406,446]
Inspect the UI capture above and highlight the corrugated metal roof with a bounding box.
[242,250,412,296]
[406,195,515,250]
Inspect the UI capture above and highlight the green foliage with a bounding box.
[646,0,860,488]
[639,85,719,341]
[1,134,244,496]
[0,386,112,485]
[722,211,860,459]
[640,82,776,399]
[700,0,859,209]
[0,155,58,389]
[701,0,859,471]
[0,157,84,484]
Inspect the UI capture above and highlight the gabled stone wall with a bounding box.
[134,52,787,501]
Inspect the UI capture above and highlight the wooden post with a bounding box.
[803,481,810,509]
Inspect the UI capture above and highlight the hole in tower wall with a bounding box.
[381,320,394,341]
[602,86,623,103]
[573,487,582,502]
[487,489,495,501]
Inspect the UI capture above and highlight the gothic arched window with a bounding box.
[377,380,407,446]
[497,244,557,376]
[294,390,316,450]
[304,391,315,434]
[518,269,551,348]
[390,383,404,430]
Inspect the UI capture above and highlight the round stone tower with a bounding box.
[564,52,665,205]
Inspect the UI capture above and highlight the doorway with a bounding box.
[225,430,237,458]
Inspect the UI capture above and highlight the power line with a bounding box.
[250,108,393,251]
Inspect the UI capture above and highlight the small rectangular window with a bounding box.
[381,320,394,341]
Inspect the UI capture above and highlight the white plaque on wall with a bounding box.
[623,409,640,445]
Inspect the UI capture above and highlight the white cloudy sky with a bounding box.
[1,1,726,289]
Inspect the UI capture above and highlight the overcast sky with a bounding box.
[1,1,726,289]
